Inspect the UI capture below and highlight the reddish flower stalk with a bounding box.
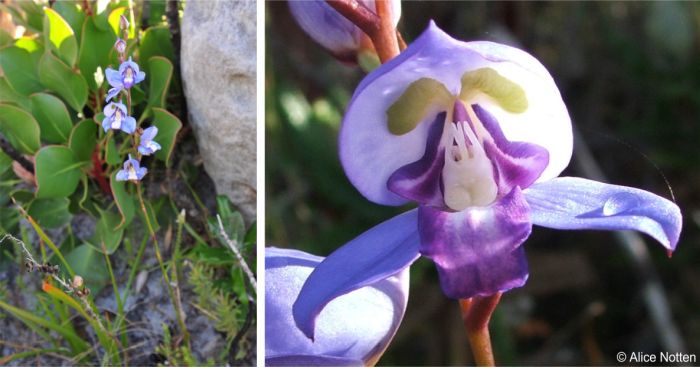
[459,292,502,366]
[90,147,112,196]
[326,0,400,62]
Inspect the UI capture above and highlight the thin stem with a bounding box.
[326,0,400,63]
[459,293,502,367]
[216,215,257,291]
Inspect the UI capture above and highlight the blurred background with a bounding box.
[266,2,700,365]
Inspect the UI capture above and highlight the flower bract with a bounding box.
[292,21,682,340]
[138,126,161,156]
[102,102,136,134]
[266,247,408,366]
[115,155,147,182]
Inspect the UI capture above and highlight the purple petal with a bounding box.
[267,247,409,365]
[121,116,136,134]
[136,167,147,180]
[105,68,123,88]
[105,87,121,102]
[141,126,158,142]
[523,177,682,251]
[418,187,531,299]
[387,112,446,208]
[102,117,111,133]
[115,169,129,181]
[293,210,420,340]
[472,104,549,193]
[135,71,146,84]
[339,22,571,206]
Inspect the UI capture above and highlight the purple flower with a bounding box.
[114,38,126,54]
[292,22,682,339]
[266,247,408,366]
[138,126,161,156]
[289,0,401,60]
[102,102,136,134]
[105,57,146,102]
[115,155,147,182]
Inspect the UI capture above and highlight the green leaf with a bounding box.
[0,103,41,154]
[139,25,174,74]
[107,7,134,39]
[190,243,234,266]
[35,145,84,198]
[38,51,88,112]
[68,119,97,162]
[144,56,173,116]
[148,0,167,26]
[387,78,453,135]
[209,195,245,244]
[105,134,121,165]
[86,208,124,254]
[0,46,43,95]
[151,108,181,166]
[28,197,72,228]
[78,16,117,92]
[52,2,86,43]
[0,151,10,174]
[64,244,109,290]
[14,36,44,66]
[110,171,135,228]
[0,77,31,110]
[0,30,12,47]
[17,1,44,32]
[30,93,74,143]
[43,8,78,67]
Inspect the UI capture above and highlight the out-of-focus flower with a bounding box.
[102,101,136,134]
[115,155,147,182]
[119,15,129,31]
[114,38,127,54]
[289,0,401,61]
[266,247,408,366]
[138,126,161,156]
[105,57,145,102]
[292,22,682,339]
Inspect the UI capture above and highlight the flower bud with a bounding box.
[289,0,401,62]
[72,275,84,289]
[114,38,127,54]
[119,15,129,31]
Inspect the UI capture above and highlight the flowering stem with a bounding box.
[459,292,502,366]
[326,0,400,63]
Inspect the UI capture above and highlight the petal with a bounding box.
[523,177,682,251]
[105,87,121,102]
[293,209,420,340]
[105,68,123,88]
[339,21,570,205]
[135,71,146,84]
[121,117,136,134]
[115,170,128,181]
[267,247,409,365]
[473,104,549,193]
[142,126,158,141]
[387,112,446,208]
[102,117,111,132]
[418,187,531,299]
[136,167,147,180]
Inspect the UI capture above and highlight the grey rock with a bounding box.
[181,0,257,223]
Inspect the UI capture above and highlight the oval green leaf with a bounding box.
[86,208,124,254]
[28,197,72,228]
[38,51,88,112]
[0,45,43,95]
[44,8,78,67]
[140,25,174,75]
[110,171,135,228]
[151,108,181,166]
[0,77,32,110]
[52,2,85,43]
[78,16,117,92]
[68,119,97,162]
[64,244,109,290]
[0,103,41,154]
[30,93,73,144]
[386,78,453,135]
[144,56,173,116]
[35,145,84,198]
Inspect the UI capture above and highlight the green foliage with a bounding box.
[85,208,125,254]
[64,244,109,290]
[0,45,43,95]
[152,108,182,166]
[155,324,214,367]
[68,120,97,162]
[0,103,41,154]
[34,145,84,198]
[144,56,173,117]
[29,93,73,144]
[77,14,117,91]
[38,51,88,112]
[27,198,72,229]
[43,8,78,67]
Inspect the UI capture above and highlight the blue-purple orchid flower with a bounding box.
[289,0,401,60]
[266,247,408,366]
[292,22,682,339]
[105,57,145,102]
[102,101,136,134]
[138,126,161,156]
[115,154,147,182]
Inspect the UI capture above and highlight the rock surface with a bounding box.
[181,0,257,222]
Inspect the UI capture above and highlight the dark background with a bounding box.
[266,2,700,365]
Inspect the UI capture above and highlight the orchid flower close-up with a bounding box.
[115,154,147,182]
[105,57,146,102]
[292,21,682,339]
[266,247,408,366]
[138,126,162,156]
[102,101,136,134]
[288,0,401,61]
